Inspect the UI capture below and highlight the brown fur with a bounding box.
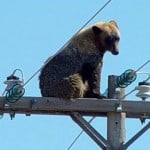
[39,20,120,99]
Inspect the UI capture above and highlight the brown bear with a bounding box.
[39,20,120,99]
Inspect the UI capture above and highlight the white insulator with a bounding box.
[4,75,23,91]
[135,82,150,100]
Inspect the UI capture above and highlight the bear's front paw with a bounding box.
[90,93,107,99]
[96,94,107,99]
[84,92,107,99]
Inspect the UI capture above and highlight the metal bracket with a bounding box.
[71,112,109,150]
[121,121,150,150]
[116,101,123,112]
[9,111,15,120]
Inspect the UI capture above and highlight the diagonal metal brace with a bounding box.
[71,112,109,150]
[121,121,150,150]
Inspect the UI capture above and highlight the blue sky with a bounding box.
[0,0,150,150]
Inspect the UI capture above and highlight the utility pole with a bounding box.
[107,75,126,150]
[0,75,150,149]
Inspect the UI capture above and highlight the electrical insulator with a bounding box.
[4,75,23,90]
[4,73,25,103]
[135,82,150,100]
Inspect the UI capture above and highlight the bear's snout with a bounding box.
[112,50,119,55]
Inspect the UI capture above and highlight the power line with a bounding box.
[67,117,95,150]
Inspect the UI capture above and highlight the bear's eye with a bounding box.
[105,36,120,45]
[114,36,120,41]
[105,36,113,45]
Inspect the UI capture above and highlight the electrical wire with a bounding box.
[136,72,150,82]
[67,116,96,150]
[12,69,25,83]
[121,88,136,100]
[135,60,150,73]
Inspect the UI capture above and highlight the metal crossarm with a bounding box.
[0,97,150,118]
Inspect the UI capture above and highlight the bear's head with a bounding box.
[92,20,120,55]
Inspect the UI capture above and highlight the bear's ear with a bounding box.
[92,26,102,35]
[109,20,119,29]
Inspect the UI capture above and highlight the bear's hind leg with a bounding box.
[58,73,88,99]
